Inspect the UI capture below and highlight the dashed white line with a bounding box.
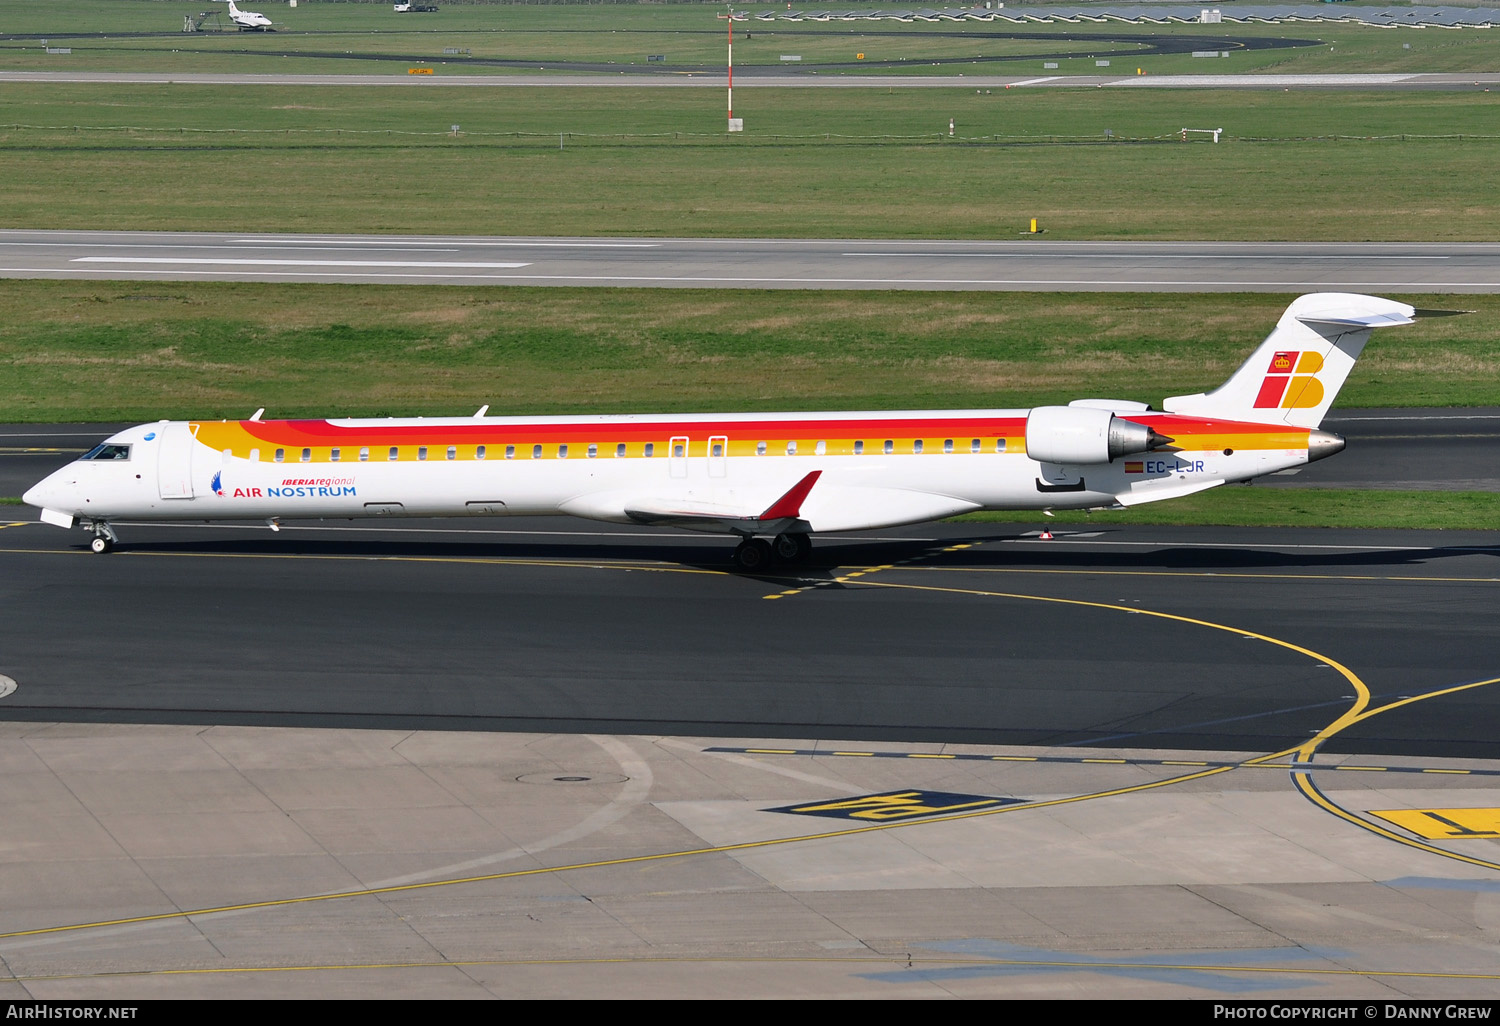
[70,258,532,269]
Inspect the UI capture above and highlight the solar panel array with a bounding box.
[749,6,1498,28]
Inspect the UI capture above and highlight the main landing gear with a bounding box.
[88,523,117,554]
[732,532,811,573]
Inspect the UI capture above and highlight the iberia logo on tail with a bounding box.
[1253,350,1325,409]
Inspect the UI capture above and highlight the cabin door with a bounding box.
[669,435,689,479]
[156,422,199,500]
[707,435,728,478]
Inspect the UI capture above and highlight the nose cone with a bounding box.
[23,468,71,511]
[22,478,50,509]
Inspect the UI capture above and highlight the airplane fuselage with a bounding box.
[25,408,1328,534]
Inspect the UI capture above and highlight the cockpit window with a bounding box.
[79,443,131,462]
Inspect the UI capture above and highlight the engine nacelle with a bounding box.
[1025,405,1171,465]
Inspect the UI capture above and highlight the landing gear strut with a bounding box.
[89,523,117,554]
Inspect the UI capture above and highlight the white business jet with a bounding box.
[224,0,273,31]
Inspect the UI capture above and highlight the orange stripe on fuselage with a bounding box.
[191,414,1310,462]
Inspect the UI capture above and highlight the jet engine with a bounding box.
[1025,406,1173,465]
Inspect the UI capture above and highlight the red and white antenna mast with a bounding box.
[726,5,742,132]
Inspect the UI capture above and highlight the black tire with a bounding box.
[90,535,111,554]
[773,532,812,563]
[732,538,773,573]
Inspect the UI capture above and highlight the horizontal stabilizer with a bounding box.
[1297,310,1414,330]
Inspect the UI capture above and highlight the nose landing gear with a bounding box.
[88,523,117,554]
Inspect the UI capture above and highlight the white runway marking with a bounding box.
[71,257,533,269]
[232,238,661,248]
[0,242,459,253]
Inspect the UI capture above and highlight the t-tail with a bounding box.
[1162,293,1415,429]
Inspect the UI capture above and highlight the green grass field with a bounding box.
[3,282,1495,421]
[2,83,1498,239]
[2,4,1498,239]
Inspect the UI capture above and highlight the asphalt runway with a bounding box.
[5,230,1500,291]
[4,514,1500,759]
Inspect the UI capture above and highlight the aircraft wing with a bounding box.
[577,472,978,534]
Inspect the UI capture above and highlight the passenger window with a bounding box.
[943,439,953,454]
[996,438,1007,453]
[815,440,826,456]
[616,443,626,458]
[588,443,598,458]
[389,447,399,461]
[476,445,486,460]
[914,440,924,454]
[854,440,864,455]
[559,444,568,459]
[883,440,893,454]
[505,445,515,460]
[644,443,654,458]
[418,446,428,461]
[532,444,542,459]
[300,448,311,463]
[359,447,369,462]
[250,448,260,462]
[756,441,767,456]
[446,445,456,461]
[673,442,685,458]
[275,448,285,463]
[786,440,797,456]
[971,438,980,453]
[330,448,341,462]
[711,441,724,458]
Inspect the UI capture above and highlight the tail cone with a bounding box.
[1307,429,1346,463]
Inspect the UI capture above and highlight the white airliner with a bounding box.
[24,293,1417,570]
[224,0,274,31]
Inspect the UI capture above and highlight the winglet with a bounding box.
[760,471,821,521]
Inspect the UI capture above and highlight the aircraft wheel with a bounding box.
[90,535,112,554]
[773,532,812,563]
[732,538,773,573]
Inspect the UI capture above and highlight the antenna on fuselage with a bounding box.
[250,408,264,421]
[474,405,489,418]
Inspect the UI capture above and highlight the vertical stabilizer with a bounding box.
[1162,293,1414,428]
